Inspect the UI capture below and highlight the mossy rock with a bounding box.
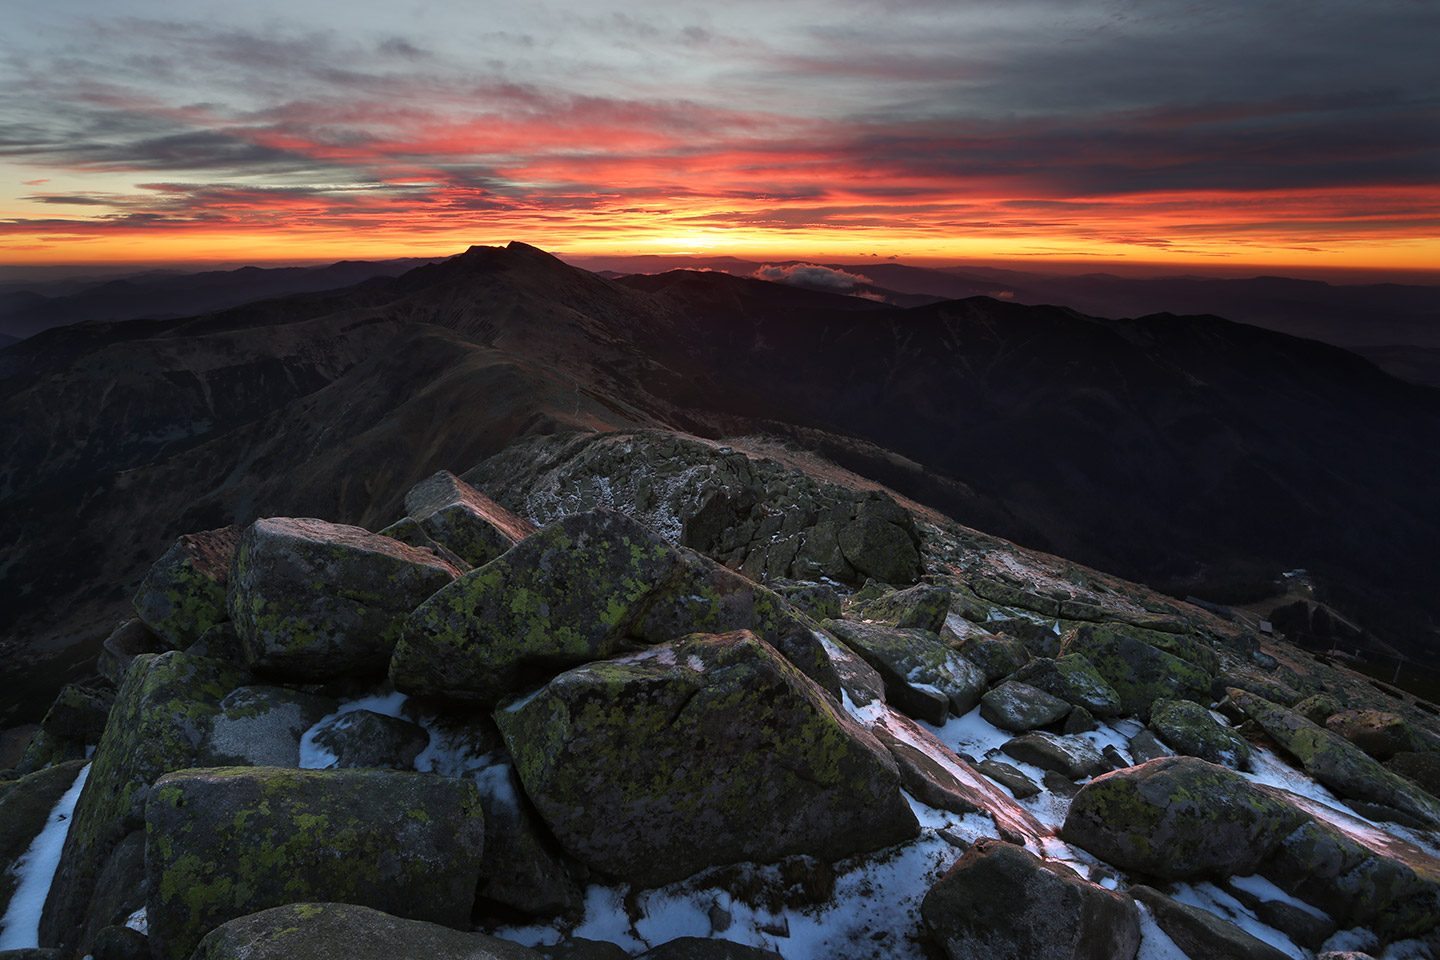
[1148,698,1251,770]
[980,681,1071,733]
[0,759,87,918]
[1061,756,1305,880]
[823,618,984,723]
[636,550,842,698]
[1011,654,1122,718]
[1386,752,1440,798]
[145,767,485,960]
[765,580,841,622]
[401,470,537,568]
[229,517,461,683]
[204,685,337,768]
[495,631,918,889]
[39,683,115,743]
[836,496,923,585]
[15,728,86,775]
[392,510,683,706]
[1325,710,1422,761]
[1228,689,1440,828]
[1058,625,1212,720]
[132,526,242,650]
[1098,622,1219,676]
[1295,692,1345,726]
[309,710,429,770]
[1219,666,1302,707]
[40,651,246,956]
[855,583,952,633]
[971,579,1061,618]
[921,838,1140,960]
[190,902,539,960]
[949,633,1030,683]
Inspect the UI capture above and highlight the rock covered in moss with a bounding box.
[765,580,841,621]
[495,631,918,889]
[823,619,984,723]
[0,759,88,918]
[40,652,246,955]
[190,902,539,960]
[132,526,242,649]
[920,838,1140,960]
[1148,698,1251,770]
[401,470,537,568]
[204,685,337,768]
[1228,689,1440,828]
[309,710,429,770]
[1295,692,1345,726]
[229,518,461,682]
[1011,654,1122,718]
[980,681,1071,732]
[39,682,114,743]
[1001,732,1108,781]
[1324,710,1421,761]
[950,632,1031,683]
[1059,625,1212,720]
[837,496,923,584]
[855,583,952,633]
[145,767,485,960]
[1061,756,1305,880]
[392,510,682,705]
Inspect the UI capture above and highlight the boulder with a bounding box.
[1324,710,1421,761]
[766,580,840,621]
[1148,699,1251,770]
[1011,654,1123,718]
[1128,729,1173,764]
[73,831,146,960]
[1059,625,1212,720]
[204,685,337,768]
[38,683,114,743]
[823,619,985,723]
[308,710,430,770]
[978,759,1041,799]
[920,838,1140,960]
[950,633,1031,683]
[229,518,461,682]
[1063,706,1098,735]
[145,767,485,960]
[90,924,149,960]
[0,760,88,919]
[1385,752,1440,798]
[96,619,164,686]
[40,652,246,956]
[185,622,249,667]
[1129,885,1294,960]
[836,497,923,584]
[1228,689,1440,828]
[980,681,1072,732]
[1295,692,1345,726]
[190,902,539,960]
[495,632,918,889]
[855,583,952,633]
[392,510,682,705]
[401,470,537,568]
[132,526,242,649]
[1001,732,1108,781]
[1061,756,1305,880]
[470,764,585,916]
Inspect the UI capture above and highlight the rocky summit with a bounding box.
[3,428,1440,960]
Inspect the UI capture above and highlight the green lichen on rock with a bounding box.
[1227,689,1440,828]
[401,469,537,568]
[1061,756,1305,880]
[853,583,952,633]
[949,633,1030,684]
[191,902,542,960]
[39,683,115,743]
[1294,692,1344,726]
[133,527,243,650]
[823,618,985,723]
[228,517,461,682]
[145,767,485,960]
[39,651,246,956]
[1011,654,1122,718]
[392,510,683,705]
[1058,625,1212,720]
[494,631,918,889]
[1148,698,1251,770]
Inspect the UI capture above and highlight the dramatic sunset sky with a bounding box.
[1,0,1436,274]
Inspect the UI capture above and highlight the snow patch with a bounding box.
[1169,882,1305,959]
[1228,874,1330,920]
[1136,902,1190,960]
[0,763,90,950]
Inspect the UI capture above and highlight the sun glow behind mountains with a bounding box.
[1,1,1436,275]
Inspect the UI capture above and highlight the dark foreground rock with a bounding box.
[921,838,1140,960]
[132,526,242,650]
[496,631,918,888]
[145,767,485,960]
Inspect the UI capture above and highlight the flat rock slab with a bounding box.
[191,902,539,960]
[392,510,683,705]
[1011,654,1122,718]
[402,470,537,568]
[145,767,485,960]
[229,517,461,682]
[496,631,918,889]
[921,838,1140,960]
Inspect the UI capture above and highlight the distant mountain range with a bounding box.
[2,242,1438,726]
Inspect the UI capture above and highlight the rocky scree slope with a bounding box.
[4,431,1440,960]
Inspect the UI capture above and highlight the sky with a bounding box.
[1,0,1437,275]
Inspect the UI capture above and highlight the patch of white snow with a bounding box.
[0,763,91,949]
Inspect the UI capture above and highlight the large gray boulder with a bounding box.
[1061,756,1304,880]
[1148,698,1251,770]
[229,518,461,682]
[495,631,918,889]
[401,470,537,568]
[980,681,1071,732]
[190,902,540,960]
[1010,654,1122,718]
[920,838,1140,960]
[132,526,243,650]
[308,710,430,770]
[1001,732,1108,781]
[392,510,683,705]
[145,767,485,960]
[823,619,985,723]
